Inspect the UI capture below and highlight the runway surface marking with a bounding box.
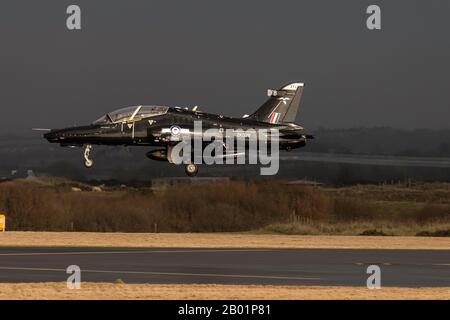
[355,262,449,267]
[0,266,324,282]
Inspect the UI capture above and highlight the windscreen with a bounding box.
[108,106,138,123]
[92,114,111,125]
[93,105,169,124]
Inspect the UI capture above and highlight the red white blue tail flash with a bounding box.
[269,112,281,124]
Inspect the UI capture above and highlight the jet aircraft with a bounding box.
[42,82,313,176]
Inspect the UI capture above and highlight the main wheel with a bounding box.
[184,164,198,177]
[84,159,94,168]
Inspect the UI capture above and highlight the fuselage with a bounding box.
[44,107,309,150]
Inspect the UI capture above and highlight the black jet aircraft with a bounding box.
[42,82,313,176]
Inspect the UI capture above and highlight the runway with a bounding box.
[0,247,449,287]
[281,152,450,168]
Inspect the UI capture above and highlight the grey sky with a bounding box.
[0,0,449,131]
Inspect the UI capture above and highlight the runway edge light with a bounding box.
[0,214,5,232]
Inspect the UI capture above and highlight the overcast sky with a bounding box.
[0,0,449,132]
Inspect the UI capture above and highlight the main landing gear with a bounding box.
[184,163,198,177]
[83,144,94,168]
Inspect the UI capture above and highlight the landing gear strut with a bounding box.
[84,145,94,168]
[184,163,198,177]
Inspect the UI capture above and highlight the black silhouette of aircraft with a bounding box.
[42,82,313,176]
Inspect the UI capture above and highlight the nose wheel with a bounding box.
[84,145,94,168]
[184,163,198,177]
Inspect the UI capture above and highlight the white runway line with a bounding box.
[0,266,324,282]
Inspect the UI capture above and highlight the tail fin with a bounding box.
[248,82,305,124]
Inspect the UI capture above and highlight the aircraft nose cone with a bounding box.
[44,130,60,142]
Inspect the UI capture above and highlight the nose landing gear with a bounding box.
[84,145,94,168]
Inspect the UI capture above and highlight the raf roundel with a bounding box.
[170,125,181,135]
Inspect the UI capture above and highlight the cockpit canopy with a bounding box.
[93,105,169,124]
